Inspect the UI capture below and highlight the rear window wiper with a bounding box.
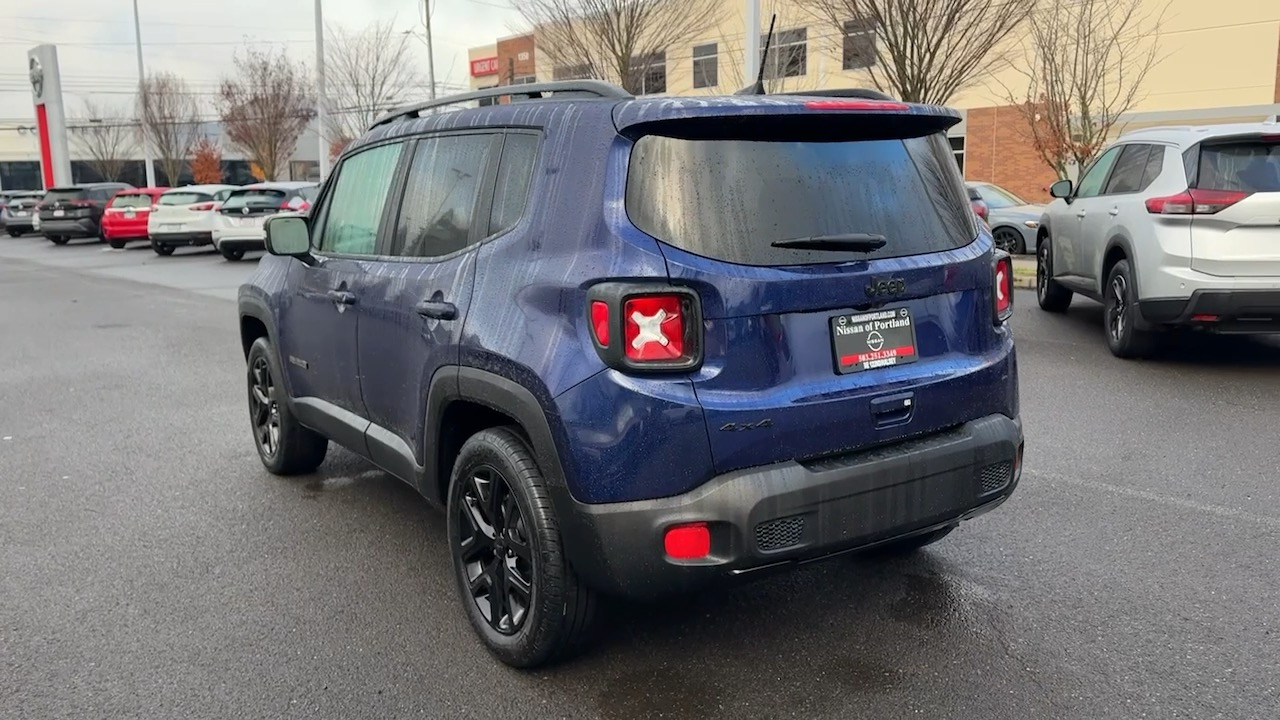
[770,233,887,252]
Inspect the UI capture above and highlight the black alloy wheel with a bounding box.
[456,464,535,636]
[249,354,281,460]
[1106,273,1129,345]
[993,227,1024,255]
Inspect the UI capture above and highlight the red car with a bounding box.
[101,187,169,249]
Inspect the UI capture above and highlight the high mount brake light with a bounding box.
[803,99,911,111]
[587,283,703,373]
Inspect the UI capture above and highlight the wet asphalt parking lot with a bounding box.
[1,235,1278,719]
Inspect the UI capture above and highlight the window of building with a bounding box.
[629,52,666,95]
[842,18,876,70]
[762,28,806,80]
[391,133,497,258]
[692,43,718,89]
[949,136,965,174]
[0,161,42,191]
[511,75,536,85]
[553,64,592,81]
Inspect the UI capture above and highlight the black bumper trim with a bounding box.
[1140,290,1280,332]
[217,238,266,251]
[554,413,1024,599]
[151,232,213,247]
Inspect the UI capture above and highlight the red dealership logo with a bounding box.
[470,57,499,77]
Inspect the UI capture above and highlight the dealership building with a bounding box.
[467,0,1280,201]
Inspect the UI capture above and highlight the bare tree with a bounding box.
[514,0,723,95]
[325,21,421,150]
[137,72,201,186]
[715,5,829,94]
[218,46,316,182]
[1007,0,1166,179]
[70,100,139,182]
[796,0,1037,104]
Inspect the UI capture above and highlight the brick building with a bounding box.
[468,0,1280,202]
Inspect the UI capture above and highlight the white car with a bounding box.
[147,184,238,256]
[1036,120,1280,357]
[211,181,317,261]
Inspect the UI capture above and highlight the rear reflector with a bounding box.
[590,300,610,346]
[1145,188,1250,215]
[993,254,1014,324]
[664,522,711,560]
[1191,313,1219,322]
[804,99,911,111]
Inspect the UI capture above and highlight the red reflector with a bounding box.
[664,522,710,559]
[1191,313,1219,322]
[804,99,910,111]
[624,295,685,361]
[590,300,610,346]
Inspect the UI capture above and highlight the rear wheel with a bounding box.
[1036,236,1072,313]
[49,236,68,245]
[7,229,20,238]
[220,247,245,261]
[109,239,127,250]
[1103,259,1156,359]
[447,427,598,668]
[151,240,174,256]
[246,337,328,474]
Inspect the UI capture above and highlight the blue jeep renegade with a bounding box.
[237,80,1024,668]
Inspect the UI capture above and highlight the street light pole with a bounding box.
[132,0,157,187]
[315,0,329,181]
[423,0,437,99]
[744,0,760,86]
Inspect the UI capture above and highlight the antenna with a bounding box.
[734,13,777,95]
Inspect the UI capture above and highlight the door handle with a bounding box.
[1108,207,1120,216]
[326,289,357,305]
[416,299,458,320]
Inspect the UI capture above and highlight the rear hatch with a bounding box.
[39,188,91,220]
[106,192,153,216]
[1188,135,1280,277]
[620,102,1013,474]
[151,190,215,231]
[217,188,297,234]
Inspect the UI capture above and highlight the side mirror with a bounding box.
[264,214,312,258]
[1049,179,1074,199]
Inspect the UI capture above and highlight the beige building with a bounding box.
[467,0,1280,201]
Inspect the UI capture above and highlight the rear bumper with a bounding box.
[41,218,97,237]
[103,222,149,240]
[1140,290,1280,333]
[3,218,34,232]
[150,231,213,247]
[556,413,1024,599]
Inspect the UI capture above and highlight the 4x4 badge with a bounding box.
[865,277,906,297]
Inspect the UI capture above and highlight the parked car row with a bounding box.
[2,180,320,262]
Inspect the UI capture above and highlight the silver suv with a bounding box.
[1036,121,1280,357]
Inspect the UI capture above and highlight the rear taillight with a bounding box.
[189,202,216,211]
[282,197,309,211]
[1145,188,1250,215]
[993,252,1013,325]
[587,283,702,372]
[972,201,989,220]
[149,205,159,212]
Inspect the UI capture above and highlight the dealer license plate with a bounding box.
[162,224,180,232]
[53,209,65,217]
[13,211,26,217]
[830,306,920,375]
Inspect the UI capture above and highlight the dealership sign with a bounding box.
[470,57,499,77]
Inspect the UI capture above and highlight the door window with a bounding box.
[1102,145,1151,195]
[1074,146,1122,199]
[317,142,405,256]
[390,134,496,258]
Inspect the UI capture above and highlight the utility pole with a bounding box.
[314,0,329,180]
[423,0,437,99]
[744,0,760,86]
[131,0,157,188]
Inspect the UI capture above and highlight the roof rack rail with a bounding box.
[778,87,898,101]
[368,80,632,130]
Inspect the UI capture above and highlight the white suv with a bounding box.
[1036,121,1280,357]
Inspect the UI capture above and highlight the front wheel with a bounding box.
[1036,236,1072,313]
[447,427,598,668]
[246,337,328,474]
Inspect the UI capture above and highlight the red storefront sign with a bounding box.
[470,57,499,77]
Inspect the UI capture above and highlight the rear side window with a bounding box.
[489,133,539,236]
[1193,139,1280,192]
[390,133,496,258]
[222,189,286,211]
[1103,144,1151,194]
[159,192,211,206]
[110,193,152,208]
[625,132,976,266]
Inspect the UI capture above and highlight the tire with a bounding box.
[246,337,328,475]
[7,229,20,238]
[447,427,598,669]
[151,239,174,256]
[220,247,245,261]
[109,239,127,250]
[1035,235,1072,313]
[992,227,1026,255]
[1103,259,1156,359]
[49,236,69,245]
[863,525,956,557]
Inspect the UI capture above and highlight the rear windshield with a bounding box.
[221,189,286,210]
[109,193,153,208]
[1194,139,1280,192]
[44,189,87,203]
[625,132,976,265]
[159,192,213,206]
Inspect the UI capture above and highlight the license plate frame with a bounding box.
[829,306,920,375]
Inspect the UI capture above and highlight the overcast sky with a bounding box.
[0,0,521,120]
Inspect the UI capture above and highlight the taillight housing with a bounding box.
[189,202,216,211]
[586,282,703,372]
[1145,188,1250,215]
[993,251,1013,325]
